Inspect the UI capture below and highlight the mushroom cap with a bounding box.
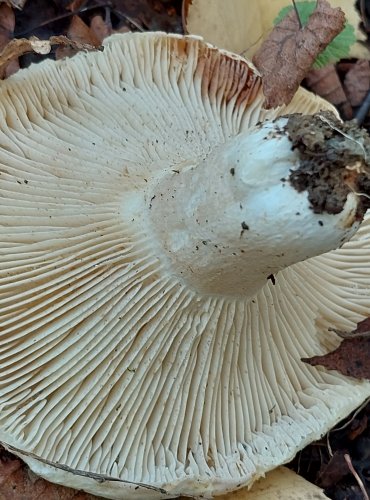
[0,32,370,499]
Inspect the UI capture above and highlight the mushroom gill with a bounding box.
[0,32,370,499]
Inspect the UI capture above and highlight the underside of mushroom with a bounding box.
[0,32,370,499]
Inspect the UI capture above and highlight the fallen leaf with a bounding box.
[305,65,352,118]
[113,0,182,33]
[354,316,370,333]
[252,0,345,108]
[56,16,101,60]
[344,59,370,107]
[0,4,14,49]
[302,318,370,379]
[65,0,86,12]
[66,15,101,46]
[318,450,349,488]
[348,414,368,440]
[0,34,102,73]
[0,4,19,78]
[90,15,112,44]
[0,446,99,499]
[274,1,356,68]
[0,0,27,10]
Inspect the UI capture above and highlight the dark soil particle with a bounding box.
[286,111,370,219]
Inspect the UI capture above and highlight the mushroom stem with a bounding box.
[147,113,370,298]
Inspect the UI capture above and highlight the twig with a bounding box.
[330,397,370,434]
[326,431,333,458]
[355,88,370,125]
[318,113,368,161]
[344,453,369,500]
[292,0,303,29]
[113,9,145,32]
[326,397,370,459]
[360,0,370,32]
[15,4,112,37]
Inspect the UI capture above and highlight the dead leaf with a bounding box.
[0,34,102,73]
[348,414,368,440]
[65,0,86,12]
[0,4,14,48]
[56,16,101,60]
[302,318,370,379]
[318,450,349,488]
[344,59,370,107]
[355,317,370,332]
[0,446,99,499]
[305,65,352,119]
[252,0,345,108]
[90,15,112,44]
[0,4,19,78]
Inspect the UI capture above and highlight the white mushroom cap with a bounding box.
[0,32,370,499]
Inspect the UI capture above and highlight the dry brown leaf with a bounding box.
[302,317,370,379]
[318,451,349,488]
[305,65,352,118]
[0,34,102,73]
[90,15,112,44]
[252,0,345,109]
[343,59,370,107]
[347,413,368,440]
[56,16,102,60]
[65,0,86,12]
[0,4,19,78]
[302,337,370,379]
[0,4,14,48]
[0,446,99,499]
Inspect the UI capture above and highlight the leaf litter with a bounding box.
[253,0,346,108]
[302,317,370,380]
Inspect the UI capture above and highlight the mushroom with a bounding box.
[0,32,370,499]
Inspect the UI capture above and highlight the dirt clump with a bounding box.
[287,111,370,219]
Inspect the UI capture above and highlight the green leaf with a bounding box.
[274,1,356,68]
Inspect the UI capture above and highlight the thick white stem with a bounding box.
[146,118,361,298]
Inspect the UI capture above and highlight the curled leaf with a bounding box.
[302,317,370,380]
[252,0,346,108]
[274,1,356,68]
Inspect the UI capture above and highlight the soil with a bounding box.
[286,111,370,218]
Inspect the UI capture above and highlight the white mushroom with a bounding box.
[0,32,370,499]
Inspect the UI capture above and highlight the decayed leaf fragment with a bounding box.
[253,0,345,108]
[302,317,370,379]
[343,59,370,107]
[55,16,102,60]
[0,35,103,73]
[305,65,351,118]
[90,15,113,44]
[0,446,97,499]
[0,3,19,78]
